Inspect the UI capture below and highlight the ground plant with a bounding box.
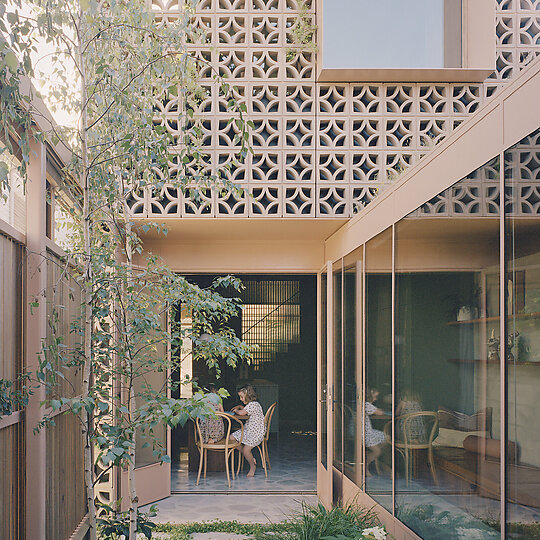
[97,504,157,539]
[285,502,380,540]
[1,1,253,539]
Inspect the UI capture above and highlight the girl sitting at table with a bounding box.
[365,387,387,476]
[229,384,265,477]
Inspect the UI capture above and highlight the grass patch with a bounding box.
[155,521,292,539]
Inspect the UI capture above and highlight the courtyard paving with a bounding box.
[141,493,318,524]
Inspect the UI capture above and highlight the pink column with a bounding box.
[25,139,47,539]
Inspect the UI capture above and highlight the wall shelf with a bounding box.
[447,312,540,326]
[448,358,540,367]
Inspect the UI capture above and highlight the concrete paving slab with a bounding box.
[140,493,318,524]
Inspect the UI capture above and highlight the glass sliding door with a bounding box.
[333,261,343,472]
[365,227,393,511]
[344,248,363,487]
[394,157,501,539]
[505,127,540,537]
[320,271,328,469]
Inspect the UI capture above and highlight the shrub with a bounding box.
[284,501,380,540]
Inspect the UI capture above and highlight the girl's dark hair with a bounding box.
[238,384,257,403]
[207,383,217,393]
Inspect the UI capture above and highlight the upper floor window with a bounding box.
[317,0,494,82]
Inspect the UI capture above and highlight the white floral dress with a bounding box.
[232,401,265,447]
[365,402,386,447]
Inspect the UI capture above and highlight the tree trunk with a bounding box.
[78,9,97,539]
[124,205,138,539]
[128,383,138,539]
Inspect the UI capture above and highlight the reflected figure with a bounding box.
[396,389,427,444]
[365,387,387,476]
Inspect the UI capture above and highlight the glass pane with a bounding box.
[365,227,393,511]
[321,271,328,468]
[333,261,343,471]
[323,0,462,70]
[394,157,501,539]
[505,127,540,538]
[344,248,363,486]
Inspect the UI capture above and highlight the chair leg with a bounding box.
[374,458,381,475]
[257,445,267,478]
[203,448,207,479]
[196,446,204,486]
[230,451,235,480]
[265,440,271,469]
[225,450,231,488]
[404,450,410,487]
[236,447,243,476]
[428,447,438,486]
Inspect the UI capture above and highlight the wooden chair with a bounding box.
[237,402,277,478]
[386,411,439,486]
[194,412,243,488]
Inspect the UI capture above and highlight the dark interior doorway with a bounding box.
[170,274,317,493]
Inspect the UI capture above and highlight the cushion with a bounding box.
[438,406,492,432]
[463,435,519,462]
[432,427,489,448]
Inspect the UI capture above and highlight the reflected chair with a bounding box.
[194,412,244,488]
[386,411,439,486]
[238,402,277,478]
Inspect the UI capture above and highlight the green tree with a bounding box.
[1,1,253,538]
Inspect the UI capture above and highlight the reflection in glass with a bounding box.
[505,127,540,538]
[321,272,328,468]
[333,261,343,471]
[344,248,363,486]
[365,227,393,511]
[394,157,501,539]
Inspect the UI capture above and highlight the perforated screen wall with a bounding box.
[131,0,540,218]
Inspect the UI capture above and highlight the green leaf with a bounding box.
[6,12,18,25]
[97,401,108,412]
[0,162,8,183]
[50,399,61,410]
[4,52,18,72]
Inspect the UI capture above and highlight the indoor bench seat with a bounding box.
[434,446,540,509]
